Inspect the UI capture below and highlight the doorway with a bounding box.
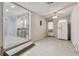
[47,20,54,36]
[57,19,68,40]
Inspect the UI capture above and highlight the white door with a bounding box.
[57,21,62,39]
[61,22,68,40]
[57,20,68,40]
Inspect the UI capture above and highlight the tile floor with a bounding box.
[20,37,78,56]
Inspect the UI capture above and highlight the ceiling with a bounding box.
[4,2,28,16]
[16,2,77,18]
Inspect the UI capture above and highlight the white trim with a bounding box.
[28,11,32,40]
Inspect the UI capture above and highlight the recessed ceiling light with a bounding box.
[5,9,9,12]
[11,4,15,8]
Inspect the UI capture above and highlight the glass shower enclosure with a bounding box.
[3,2,31,51]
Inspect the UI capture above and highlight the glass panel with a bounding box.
[48,22,53,29]
[48,21,53,32]
[3,2,30,50]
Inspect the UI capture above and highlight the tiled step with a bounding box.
[5,41,34,56]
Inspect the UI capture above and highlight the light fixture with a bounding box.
[11,4,15,8]
[53,15,58,19]
[52,12,58,19]
[5,9,9,12]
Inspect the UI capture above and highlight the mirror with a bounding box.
[3,2,31,50]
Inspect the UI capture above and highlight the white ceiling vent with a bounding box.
[47,2,54,4]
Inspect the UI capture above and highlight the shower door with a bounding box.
[3,2,31,50]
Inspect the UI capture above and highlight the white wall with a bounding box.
[0,3,3,52]
[53,18,58,38]
[31,12,47,41]
[71,3,79,53]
